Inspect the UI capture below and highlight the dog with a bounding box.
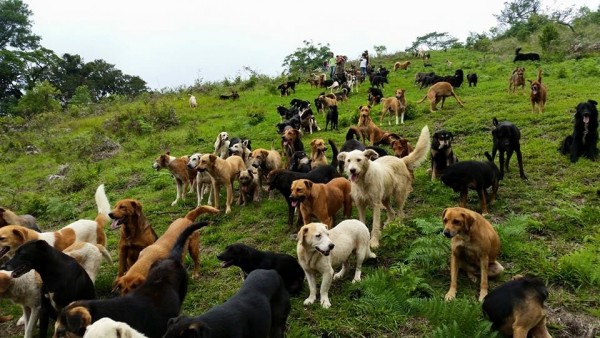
[297,220,376,308]
[162,269,290,338]
[317,94,337,115]
[356,106,401,146]
[277,83,289,96]
[217,243,305,295]
[509,67,526,93]
[325,105,339,131]
[188,94,197,108]
[112,206,218,295]
[0,270,42,338]
[338,128,389,172]
[393,61,411,71]
[281,128,304,168]
[83,317,148,338]
[440,152,500,215]
[442,207,504,301]
[213,131,230,159]
[196,154,246,214]
[338,125,430,248]
[327,80,340,93]
[560,99,599,162]
[250,146,282,194]
[289,150,311,173]
[63,242,112,283]
[482,275,552,337]
[390,138,414,159]
[491,117,527,180]
[417,82,464,113]
[298,108,320,134]
[380,89,407,125]
[310,138,329,169]
[513,47,540,62]
[237,168,260,205]
[229,139,252,166]
[0,207,40,232]
[55,222,208,338]
[370,75,388,88]
[108,199,158,278]
[219,90,239,100]
[466,73,478,87]
[186,153,215,206]
[0,184,109,258]
[2,240,96,338]
[529,69,547,113]
[152,152,197,206]
[289,177,352,228]
[367,87,383,106]
[430,130,459,181]
[285,78,300,93]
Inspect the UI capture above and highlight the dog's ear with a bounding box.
[492,117,498,127]
[337,152,347,163]
[462,211,475,232]
[131,200,142,217]
[589,100,598,106]
[310,139,316,146]
[303,180,313,189]
[298,226,309,243]
[11,227,28,242]
[209,154,217,162]
[65,306,92,335]
[442,208,449,220]
[364,149,379,161]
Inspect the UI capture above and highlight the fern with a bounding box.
[406,218,450,272]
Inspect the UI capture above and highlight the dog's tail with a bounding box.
[484,151,493,162]
[96,244,113,263]
[536,68,542,83]
[94,184,111,245]
[169,221,209,261]
[401,125,431,170]
[346,126,361,141]
[328,139,339,168]
[417,94,428,104]
[185,205,220,221]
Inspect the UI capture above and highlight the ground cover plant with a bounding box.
[0,47,599,337]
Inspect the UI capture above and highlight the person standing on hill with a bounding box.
[328,52,336,79]
[359,56,367,76]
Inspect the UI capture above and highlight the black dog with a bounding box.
[285,78,300,94]
[276,115,301,134]
[370,75,388,88]
[217,243,305,296]
[466,73,478,87]
[326,105,339,131]
[290,98,310,110]
[491,117,527,180]
[289,150,311,173]
[219,91,239,100]
[277,83,289,96]
[430,130,458,180]
[276,105,294,121]
[482,275,551,337]
[560,99,599,163]
[163,269,290,338]
[54,221,209,338]
[513,47,540,62]
[441,152,500,214]
[367,87,383,105]
[2,240,95,338]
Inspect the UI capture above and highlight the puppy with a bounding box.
[509,67,525,93]
[297,220,376,308]
[325,105,339,131]
[213,131,230,159]
[466,73,478,87]
[442,207,504,301]
[0,207,41,232]
[393,61,411,71]
[196,154,246,214]
[250,146,282,195]
[417,82,464,113]
[108,199,158,278]
[430,130,459,180]
[152,152,197,206]
[440,152,500,215]
[55,222,208,338]
[0,270,42,338]
[310,138,328,169]
[63,241,112,283]
[83,317,148,338]
[560,99,599,163]
[237,168,260,205]
[162,269,290,338]
[529,69,547,113]
[338,126,431,248]
[491,118,527,180]
[217,243,305,295]
[113,206,218,295]
[482,275,552,337]
[289,177,352,228]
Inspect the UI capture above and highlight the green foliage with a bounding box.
[539,24,559,51]
[0,0,40,50]
[466,33,492,52]
[246,110,265,126]
[16,80,62,117]
[406,218,450,273]
[409,32,458,51]
[557,244,600,288]
[282,40,331,74]
[373,45,387,57]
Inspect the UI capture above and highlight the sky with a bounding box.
[23,0,600,90]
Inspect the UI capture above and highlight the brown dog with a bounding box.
[529,69,547,113]
[196,154,246,214]
[417,82,464,113]
[318,95,337,115]
[509,67,525,93]
[112,205,219,295]
[390,138,414,158]
[281,128,303,168]
[289,178,352,228]
[152,152,197,206]
[0,207,40,232]
[393,61,411,71]
[108,199,158,277]
[310,138,328,168]
[442,207,504,302]
[380,89,407,125]
[250,146,282,194]
[358,106,388,145]
[237,168,260,205]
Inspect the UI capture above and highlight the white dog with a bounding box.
[337,125,430,249]
[63,242,112,283]
[297,220,376,309]
[83,317,148,338]
[188,94,197,108]
[187,153,214,206]
[328,81,340,93]
[347,74,358,93]
[0,270,42,338]
[229,140,252,167]
[214,132,230,159]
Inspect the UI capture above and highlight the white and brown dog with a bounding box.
[229,140,252,167]
[0,270,42,338]
[63,241,112,283]
[187,153,214,206]
[153,152,197,206]
[214,132,230,159]
[196,154,246,214]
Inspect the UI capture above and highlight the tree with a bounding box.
[539,24,559,51]
[282,40,331,74]
[15,80,61,117]
[495,0,541,26]
[0,0,40,50]
[409,32,458,51]
[465,32,492,52]
[373,45,387,57]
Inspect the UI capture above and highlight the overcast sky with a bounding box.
[24,0,600,90]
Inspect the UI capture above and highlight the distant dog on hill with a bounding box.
[513,48,540,62]
[466,73,478,87]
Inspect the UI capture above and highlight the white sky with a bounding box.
[23,0,600,90]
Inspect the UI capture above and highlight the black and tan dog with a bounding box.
[560,99,599,163]
[430,130,458,181]
[483,275,552,337]
[491,117,527,180]
[529,69,547,113]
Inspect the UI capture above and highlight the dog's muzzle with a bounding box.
[443,230,455,238]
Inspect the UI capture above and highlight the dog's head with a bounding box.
[528,79,541,96]
[196,154,217,173]
[0,239,48,278]
[395,89,406,101]
[54,303,92,338]
[0,225,31,259]
[113,272,146,295]
[238,169,257,188]
[289,179,312,207]
[81,317,141,338]
[229,143,245,157]
[297,222,334,256]
[249,149,270,169]
[152,152,171,171]
[109,199,143,230]
[214,132,230,151]
[391,138,413,158]
[216,243,251,268]
[310,139,327,155]
[163,316,206,338]
[492,118,518,150]
[337,149,378,183]
[432,130,454,150]
[358,106,372,125]
[575,100,599,126]
[186,153,202,169]
[442,207,476,238]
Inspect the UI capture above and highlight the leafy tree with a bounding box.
[373,45,387,57]
[70,85,92,106]
[495,0,541,26]
[0,0,40,50]
[282,40,331,74]
[16,80,61,117]
[539,24,559,51]
[409,32,458,51]
[465,32,492,52]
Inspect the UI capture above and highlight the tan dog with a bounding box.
[357,106,399,145]
[249,146,282,195]
[0,207,40,232]
[318,95,337,115]
[112,206,219,295]
[290,178,352,228]
[393,61,411,71]
[152,152,197,206]
[417,82,464,113]
[237,168,260,205]
[380,89,407,125]
[442,207,504,302]
[187,153,215,206]
[196,154,246,214]
[64,242,112,283]
[0,184,110,258]
[529,69,547,113]
[108,199,158,277]
[310,138,328,168]
[509,67,526,93]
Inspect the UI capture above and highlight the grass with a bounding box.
[1,47,599,337]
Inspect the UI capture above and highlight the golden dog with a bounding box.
[318,95,337,115]
[112,206,218,295]
[393,61,411,71]
[417,82,464,113]
[509,67,526,93]
[310,138,328,168]
[289,178,352,228]
[197,154,246,214]
[380,89,407,125]
[529,69,547,113]
[442,207,504,301]
[356,106,400,146]
[250,146,282,195]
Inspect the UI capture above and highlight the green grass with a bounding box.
[1,47,599,337]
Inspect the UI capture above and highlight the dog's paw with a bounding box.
[444,290,456,301]
[303,297,316,305]
[171,200,178,206]
[478,291,488,302]
[351,277,361,283]
[369,238,380,249]
[225,207,231,214]
[16,315,25,326]
[320,298,331,309]
[333,272,343,280]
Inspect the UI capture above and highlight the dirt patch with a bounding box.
[0,319,26,338]
[548,306,600,338]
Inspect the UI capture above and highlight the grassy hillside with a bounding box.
[1,48,599,337]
